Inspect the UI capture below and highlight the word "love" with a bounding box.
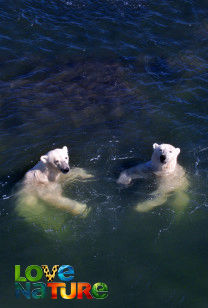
[15,265,73,282]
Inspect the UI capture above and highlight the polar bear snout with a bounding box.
[61,167,70,174]
[59,162,70,174]
[160,154,166,163]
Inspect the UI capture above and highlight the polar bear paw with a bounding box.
[134,202,155,213]
[117,172,131,185]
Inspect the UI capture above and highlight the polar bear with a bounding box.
[17,146,93,217]
[117,143,189,212]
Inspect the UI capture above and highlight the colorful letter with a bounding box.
[15,265,27,282]
[47,282,65,299]
[58,265,74,282]
[41,265,60,282]
[60,282,76,299]
[32,282,46,299]
[77,283,93,299]
[25,265,43,282]
[15,282,30,299]
[91,282,108,299]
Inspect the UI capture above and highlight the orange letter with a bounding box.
[60,282,76,299]
[47,283,65,299]
[77,282,93,299]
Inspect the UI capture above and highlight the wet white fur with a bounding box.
[17,146,93,217]
[117,143,189,212]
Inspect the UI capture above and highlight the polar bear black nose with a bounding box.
[160,155,166,163]
[61,167,70,174]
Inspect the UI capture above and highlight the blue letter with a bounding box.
[32,282,46,299]
[15,282,31,299]
[58,265,74,282]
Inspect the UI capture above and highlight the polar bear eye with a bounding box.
[55,160,59,164]
[65,157,68,160]
[169,151,172,153]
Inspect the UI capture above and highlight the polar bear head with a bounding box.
[151,143,180,172]
[40,146,70,174]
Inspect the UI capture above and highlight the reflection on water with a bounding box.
[0,0,208,307]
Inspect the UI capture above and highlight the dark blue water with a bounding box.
[1,0,208,307]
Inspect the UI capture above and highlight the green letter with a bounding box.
[91,282,108,299]
[25,265,43,282]
[15,265,27,282]
[32,282,46,299]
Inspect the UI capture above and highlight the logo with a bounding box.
[15,265,108,300]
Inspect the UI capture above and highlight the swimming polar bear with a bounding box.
[17,146,93,217]
[117,143,189,212]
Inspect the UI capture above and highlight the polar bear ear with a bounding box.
[40,155,48,164]
[175,148,180,155]
[62,146,68,153]
[153,143,159,149]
